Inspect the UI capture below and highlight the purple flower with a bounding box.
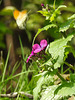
[26,39,47,63]
[32,44,41,53]
[41,4,44,7]
[40,39,47,50]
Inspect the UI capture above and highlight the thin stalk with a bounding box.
[63,67,71,74]
[56,72,67,83]
[53,0,56,9]
[0,70,34,86]
[64,62,75,70]
[16,81,25,100]
[61,65,63,74]
[19,36,28,85]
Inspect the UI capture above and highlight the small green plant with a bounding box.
[26,1,75,100]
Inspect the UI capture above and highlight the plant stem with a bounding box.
[61,65,63,74]
[64,62,75,70]
[53,0,56,9]
[56,72,67,83]
[63,67,71,74]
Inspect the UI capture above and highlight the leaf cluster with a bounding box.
[32,2,75,100]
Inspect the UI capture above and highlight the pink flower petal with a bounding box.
[41,4,44,7]
[40,39,47,50]
[26,39,47,63]
[33,48,41,53]
[32,44,41,53]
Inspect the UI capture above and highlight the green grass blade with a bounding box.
[2,44,11,82]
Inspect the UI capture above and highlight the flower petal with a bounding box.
[32,44,41,53]
[26,40,47,63]
[41,4,44,7]
[40,39,47,50]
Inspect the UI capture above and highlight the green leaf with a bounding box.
[41,82,75,100]
[59,20,72,32]
[68,14,75,20]
[38,10,49,17]
[57,5,67,10]
[71,19,75,28]
[70,74,75,82]
[41,24,57,31]
[55,82,75,97]
[32,24,57,45]
[50,5,67,22]
[59,19,75,32]
[33,76,44,100]
[33,71,48,100]
[40,85,59,100]
[47,35,73,69]
[42,74,54,86]
[33,71,54,100]
[0,6,16,16]
[50,10,60,22]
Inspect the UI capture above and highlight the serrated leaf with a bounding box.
[33,72,54,100]
[59,19,75,32]
[48,35,73,69]
[42,74,54,86]
[32,24,57,45]
[55,82,75,97]
[38,24,57,32]
[59,19,72,32]
[41,82,75,100]
[40,85,60,100]
[33,76,44,100]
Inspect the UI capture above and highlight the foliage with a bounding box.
[46,35,73,69]
[0,37,38,100]
[40,74,75,100]
[40,82,75,100]
[0,0,75,100]
[31,1,75,100]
